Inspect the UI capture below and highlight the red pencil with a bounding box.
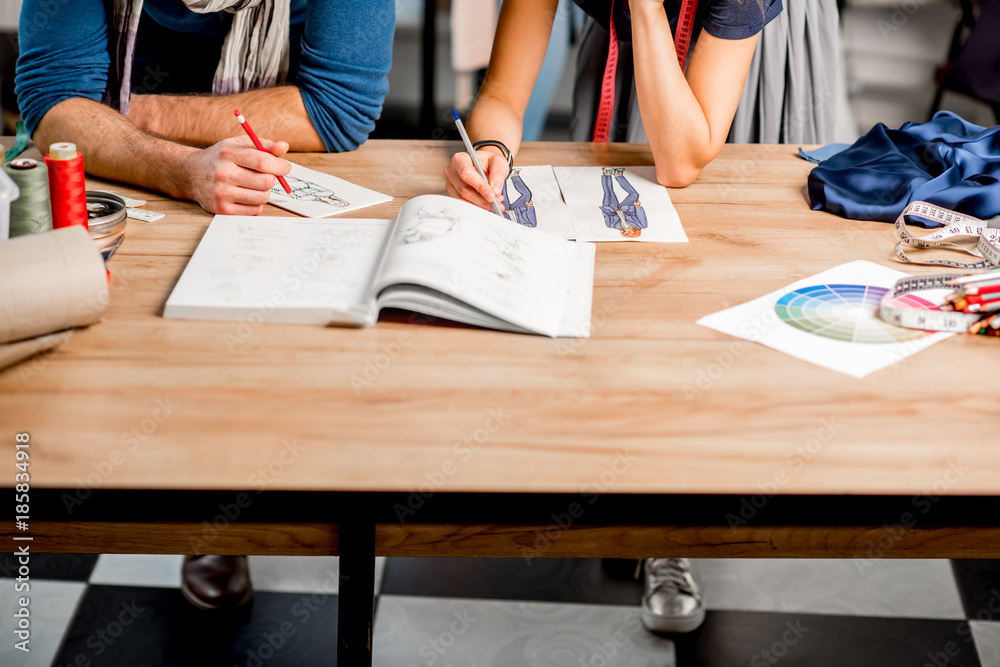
[234,109,292,194]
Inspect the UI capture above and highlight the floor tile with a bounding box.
[0,553,99,582]
[671,610,981,667]
[249,556,387,595]
[697,558,966,619]
[0,579,86,667]
[52,585,340,666]
[973,622,1000,667]
[380,557,642,605]
[953,561,1000,623]
[373,595,675,667]
[89,554,184,588]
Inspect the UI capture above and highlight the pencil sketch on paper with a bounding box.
[483,229,528,281]
[212,281,242,302]
[397,206,461,244]
[236,223,288,251]
[600,168,647,238]
[272,175,350,208]
[502,168,537,228]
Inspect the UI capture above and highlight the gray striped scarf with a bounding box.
[106,0,290,116]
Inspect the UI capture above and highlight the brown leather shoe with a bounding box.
[181,555,253,610]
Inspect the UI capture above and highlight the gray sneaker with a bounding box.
[640,558,706,633]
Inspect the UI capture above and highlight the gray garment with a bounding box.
[729,0,840,143]
[571,0,840,145]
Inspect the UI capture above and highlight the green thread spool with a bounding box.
[3,159,53,237]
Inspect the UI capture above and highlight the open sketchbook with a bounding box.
[164,195,596,338]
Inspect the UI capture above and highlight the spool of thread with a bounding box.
[3,159,53,237]
[44,142,87,229]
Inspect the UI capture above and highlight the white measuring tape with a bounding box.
[879,272,987,332]
[882,201,1000,332]
[893,201,1000,270]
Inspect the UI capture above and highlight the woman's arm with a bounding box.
[630,0,759,187]
[444,0,558,209]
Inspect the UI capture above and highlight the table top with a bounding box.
[2,140,998,496]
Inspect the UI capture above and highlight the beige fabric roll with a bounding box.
[0,331,73,373]
[0,226,109,345]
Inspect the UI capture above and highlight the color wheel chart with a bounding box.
[775,284,936,344]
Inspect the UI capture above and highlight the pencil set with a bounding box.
[942,271,1000,336]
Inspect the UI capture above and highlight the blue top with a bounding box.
[15,0,393,152]
[573,0,783,44]
[809,111,1000,227]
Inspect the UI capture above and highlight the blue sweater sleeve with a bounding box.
[15,0,111,136]
[297,0,394,152]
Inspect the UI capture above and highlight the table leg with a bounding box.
[337,519,376,666]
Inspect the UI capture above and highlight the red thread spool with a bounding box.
[44,142,88,229]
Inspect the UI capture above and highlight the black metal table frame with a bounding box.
[22,490,1000,665]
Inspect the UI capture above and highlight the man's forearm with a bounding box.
[130,85,325,152]
[34,97,197,200]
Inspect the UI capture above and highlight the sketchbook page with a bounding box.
[164,216,395,326]
[268,162,393,218]
[377,284,535,334]
[556,242,597,337]
[375,195,592,337]
[553,166,688,243]
[499,165,576,240]
[696,260,955,379]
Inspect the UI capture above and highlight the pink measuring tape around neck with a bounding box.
[592,0,700,143]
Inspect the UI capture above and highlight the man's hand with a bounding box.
[185,136,292,215]
[444,149,509,211]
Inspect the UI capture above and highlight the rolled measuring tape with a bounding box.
[892,201,1000,270]
[879,272,986,333]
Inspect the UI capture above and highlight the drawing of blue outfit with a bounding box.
[502,171,537,228]
[600,170,647,237]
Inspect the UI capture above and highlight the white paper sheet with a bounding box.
[498,165,576,240]
[697,261,955,378]
[268,162,392,218]
[553,166,688,243]
[164,216,395,326]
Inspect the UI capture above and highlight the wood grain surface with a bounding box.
[2,141,998,496]
[12,521,1000,559]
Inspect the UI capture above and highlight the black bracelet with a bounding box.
[472,140,514,172]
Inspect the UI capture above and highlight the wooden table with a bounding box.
[3,141,1000,664]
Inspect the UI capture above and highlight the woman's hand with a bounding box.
[443,149,510,211]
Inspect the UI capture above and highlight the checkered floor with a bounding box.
[2,555,1000,666]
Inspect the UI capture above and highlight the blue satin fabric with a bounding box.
[808,112,1000,228]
